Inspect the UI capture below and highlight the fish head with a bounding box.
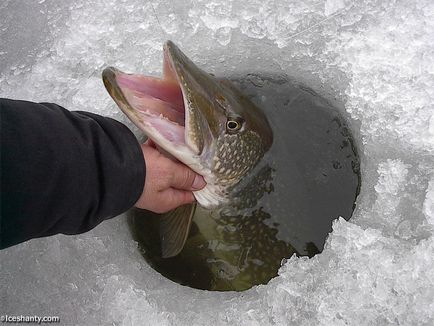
[102,40,273,209]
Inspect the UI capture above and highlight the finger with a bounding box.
[145,139,157,148]
[161,188,196,212]
[169,164,206,191]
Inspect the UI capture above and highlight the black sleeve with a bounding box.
[0,98,145,249]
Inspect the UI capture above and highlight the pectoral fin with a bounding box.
[159,203,196,258]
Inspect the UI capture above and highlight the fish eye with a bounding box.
[226,118,243,133]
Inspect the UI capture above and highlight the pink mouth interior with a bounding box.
[116,70,187,144]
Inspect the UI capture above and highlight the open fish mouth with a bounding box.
[102,41,272,209]
[102,41,205,168]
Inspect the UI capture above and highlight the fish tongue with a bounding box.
[121,88,185,126]
[117,73,184,112]
[115,71,187,146]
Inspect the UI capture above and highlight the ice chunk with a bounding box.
[370,159,411,232]
[424,179,434,226]
[324,0,346,16]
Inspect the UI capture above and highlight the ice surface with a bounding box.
[1,0,433,325]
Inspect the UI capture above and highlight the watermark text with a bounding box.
[1,315,60,324]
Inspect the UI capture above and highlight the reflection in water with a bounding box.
[129,75,360,291]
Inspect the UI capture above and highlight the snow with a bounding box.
[1,0,434,325]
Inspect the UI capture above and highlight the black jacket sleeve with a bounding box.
[0,98,145,249]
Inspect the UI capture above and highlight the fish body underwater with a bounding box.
[103,41,360,291]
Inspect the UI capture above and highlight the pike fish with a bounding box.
[103,41,273,259]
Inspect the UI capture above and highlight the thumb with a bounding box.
[170,163,206,191]
[161,188,196,212]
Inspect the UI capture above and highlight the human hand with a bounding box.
[134,141,206,213]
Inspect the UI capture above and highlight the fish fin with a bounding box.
[159,203,196,258]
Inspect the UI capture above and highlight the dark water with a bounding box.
[128,74,360,291]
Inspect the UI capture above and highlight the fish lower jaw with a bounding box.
[193,185,229,209]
